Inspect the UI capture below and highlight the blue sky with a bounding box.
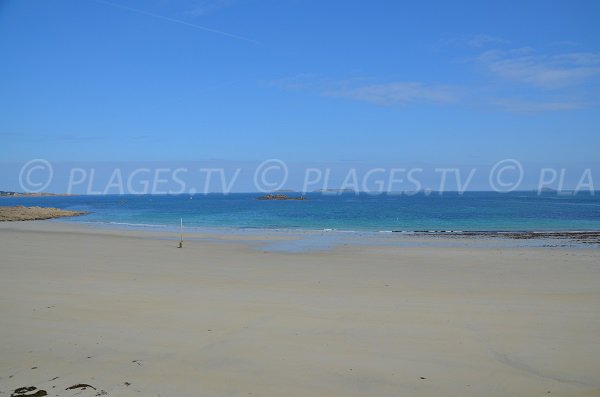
[1,0,599,165]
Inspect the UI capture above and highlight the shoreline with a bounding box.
[10,219,600,251]
[51,219,600,247]
[55,218,600,235]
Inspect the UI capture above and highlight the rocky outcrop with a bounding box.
[257,194,306,201]
[0,206,89,221]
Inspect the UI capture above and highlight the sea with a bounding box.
[2,192,600,233]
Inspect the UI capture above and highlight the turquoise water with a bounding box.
[2,192,600,232]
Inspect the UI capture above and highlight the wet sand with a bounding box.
[1,222,599,397]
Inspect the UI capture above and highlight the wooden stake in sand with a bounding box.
[178,217,183,248]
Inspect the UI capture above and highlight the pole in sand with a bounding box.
[178,217,183,248]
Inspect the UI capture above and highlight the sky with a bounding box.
[1,0,600,166]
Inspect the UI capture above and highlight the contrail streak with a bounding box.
[92,0,260,45]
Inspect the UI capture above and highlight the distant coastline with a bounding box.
[0,191,75,197]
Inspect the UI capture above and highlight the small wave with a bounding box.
[412,230,464,234]
[107,221,167,228]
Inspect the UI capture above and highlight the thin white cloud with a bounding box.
[268,74,324,91]
[550,40,580,48]
[271,74,590,113]
[93,0,259,45]
[326,82,458,106]
[492,99,583,113]
[466,34,508,48]
[439,34,509,49]
[270,75,586,113]
[185,0,236,17]
[269,76,458,106]
[479,48,600,89]
[554,52,600,65]
[272,41,600,113]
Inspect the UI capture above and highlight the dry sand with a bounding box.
[0,222,599,397]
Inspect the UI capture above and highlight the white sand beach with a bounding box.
[1,222,599,397]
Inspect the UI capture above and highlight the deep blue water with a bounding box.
[2,192,600,232]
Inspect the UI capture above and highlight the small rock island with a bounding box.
[257,194,306,201]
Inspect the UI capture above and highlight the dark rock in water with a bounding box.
[11,386,47,397]
[65,384,96,390]
[257,194,306,201]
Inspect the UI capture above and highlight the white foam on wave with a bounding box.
[108,221,167,228]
